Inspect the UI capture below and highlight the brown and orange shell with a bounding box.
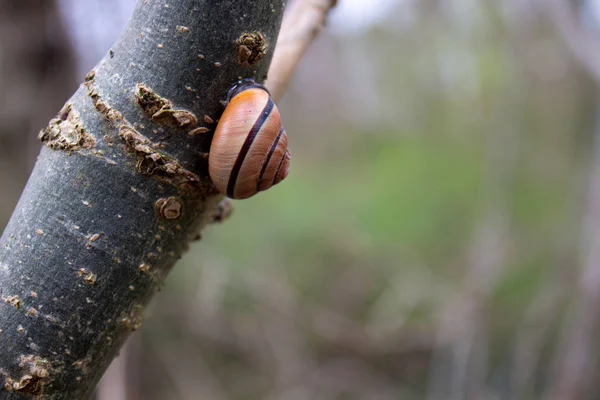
[208,81,291,199]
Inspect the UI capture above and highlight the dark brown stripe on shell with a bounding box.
[271,149,287,186]
[226,96,275,198]
[256,127,285,191]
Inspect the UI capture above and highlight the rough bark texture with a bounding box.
[0,1,284,398]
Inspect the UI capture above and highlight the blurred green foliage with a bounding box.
[140,1,600,398]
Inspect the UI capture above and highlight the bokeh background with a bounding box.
[2,0,600,398]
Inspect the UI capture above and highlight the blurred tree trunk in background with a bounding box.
[547,1,600,398]
[0,0,77,230]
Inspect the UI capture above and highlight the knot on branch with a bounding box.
[135,84,198,127]
[237,31,267,67]
[38,104,96,152]
[2,355,53,396]
[119,126,203,193]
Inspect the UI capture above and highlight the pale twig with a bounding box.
[266,0,339,102]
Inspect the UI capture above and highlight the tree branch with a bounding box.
[0,1,284,398]
[266,0,338,102]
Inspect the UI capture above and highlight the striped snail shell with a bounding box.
[208,79,291,199]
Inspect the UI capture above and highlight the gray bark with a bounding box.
[0,1,284,398]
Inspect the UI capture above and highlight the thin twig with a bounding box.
[266,0,338,102]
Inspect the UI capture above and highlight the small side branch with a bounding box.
[266,0,338,102]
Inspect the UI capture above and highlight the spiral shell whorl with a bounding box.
[208,81,291,199]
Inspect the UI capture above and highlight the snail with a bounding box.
[208,79,291,199]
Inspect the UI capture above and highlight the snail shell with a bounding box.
[208,79,291,199]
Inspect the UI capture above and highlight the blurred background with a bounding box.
[2,0,600,398]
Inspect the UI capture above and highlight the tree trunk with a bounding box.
[0,1,284,398]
